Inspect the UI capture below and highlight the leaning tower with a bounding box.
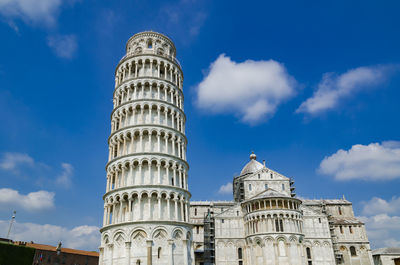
[99,31,193,265]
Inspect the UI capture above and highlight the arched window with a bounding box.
[338,206,342,215]
[282,184,285,191]
[270,173,273,179]
[194,208,197,216]
[306,247,312,259]
[249,184,252,191]
[306,247,312,262]
[196,226,199,234]
[275,218,280,232]
[350,246,357,256]
[258,174,260,179]
[238,247,243,259]
[280,219,284,232]
[136,260,141,265]
[265,184,268,190]
[157,247,162,258]
[109,206,113,224]
[238,247,243,265]
[349,226,353,233]
[340,226,343,234]
[148,40,153,48]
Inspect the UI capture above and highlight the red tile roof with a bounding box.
[15,242,99,257]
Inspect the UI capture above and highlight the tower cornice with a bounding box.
[108,124,187,145]
[105,152,189,170]
[110,99,186,121]
[102,184,191,200]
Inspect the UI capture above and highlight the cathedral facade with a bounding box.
[190,153,374,265]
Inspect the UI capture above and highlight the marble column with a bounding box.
[168,239,174,265]
[183,239,188,265]
[146,240,153,265]
[125,242,131,265]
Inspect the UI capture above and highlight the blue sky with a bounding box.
[0,0,400,250]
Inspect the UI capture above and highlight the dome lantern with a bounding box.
[240,152,263,175]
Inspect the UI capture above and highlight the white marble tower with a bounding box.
[99,31,193,265]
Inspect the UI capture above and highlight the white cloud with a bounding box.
[218,182,232,195]
[55,163,73,188]
[0,152,34,170]
[0,0,62,27]
[0,220,99,251]
[0,152,75,188]
[358,196,400,248]
[0,1,79,59]
[196,54,296,124]
[361,196,400,216]
[297,65,395,115]
[0,188,54,211]
[359,214,400,248]
[382,238,400,248]
[47,34,77,59]
[318,141,400,181]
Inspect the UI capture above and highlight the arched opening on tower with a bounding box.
[158,247,162,259]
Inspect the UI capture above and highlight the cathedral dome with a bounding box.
[240,152,264,175]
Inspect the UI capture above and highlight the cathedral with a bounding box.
[190,153,373,265]
[98,31,373,265]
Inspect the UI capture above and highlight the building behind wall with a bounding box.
[372,248,400,265]
[190,153,374,265]
[0,240,98,265]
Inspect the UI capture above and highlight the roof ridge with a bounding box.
[24,242,99,256]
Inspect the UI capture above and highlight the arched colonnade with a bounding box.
[108,127,187,161]
[103,190,190,226]
[114,80,183,110]
[244,212,303,235]
[115,57,183,90]
[106,157,188,192]
[111,102,185,134]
